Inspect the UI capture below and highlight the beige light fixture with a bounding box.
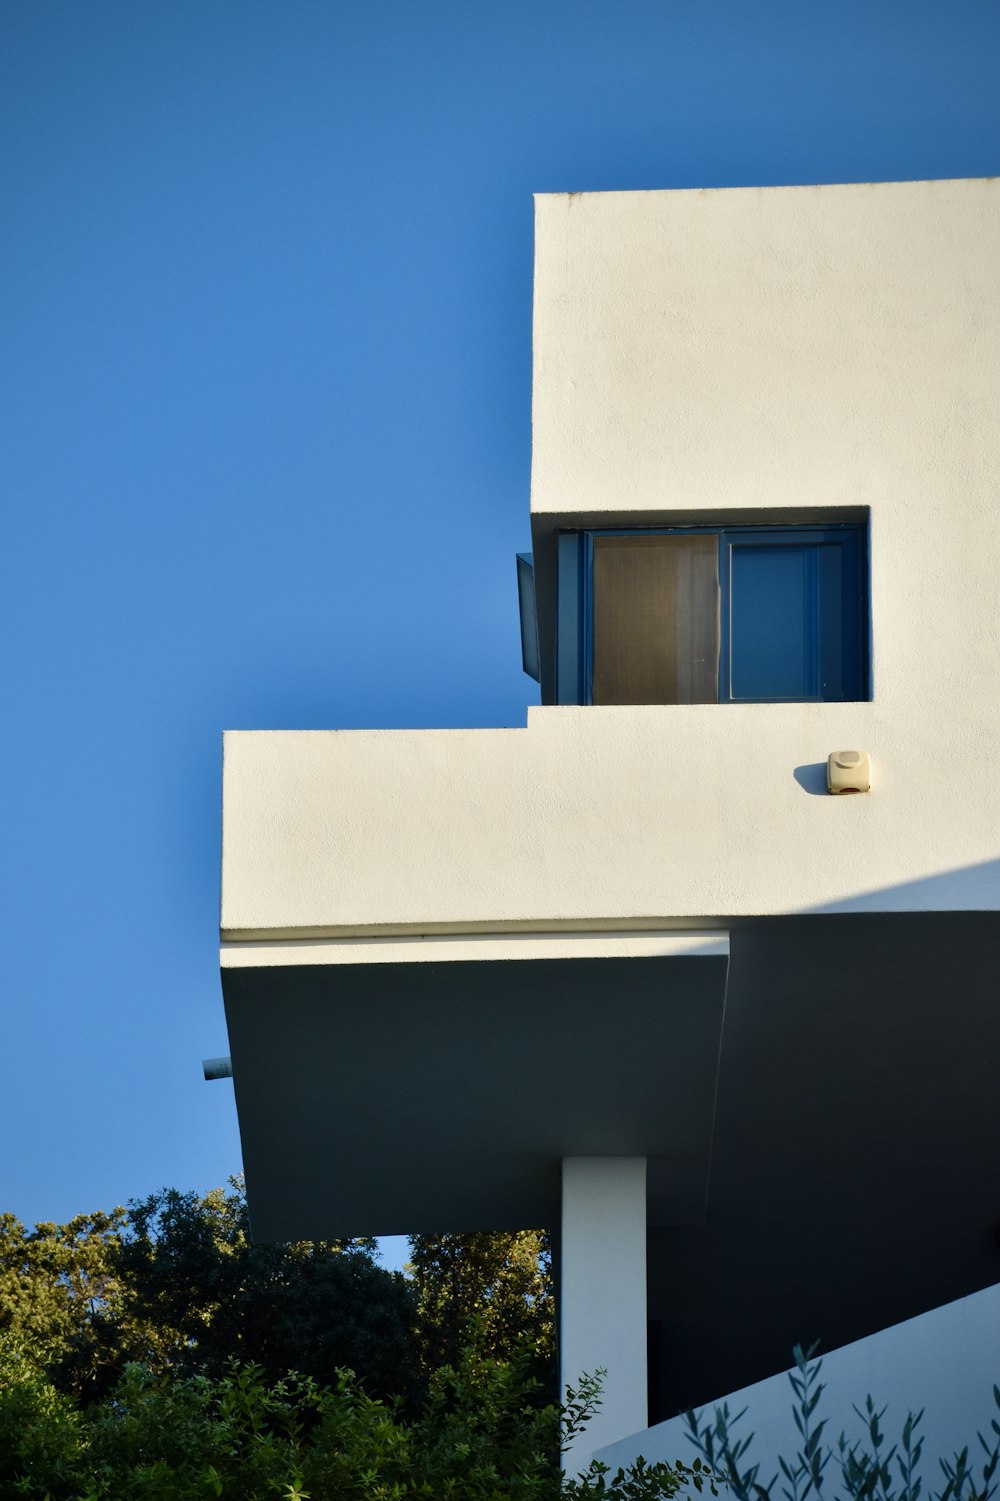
[827,750,871,795]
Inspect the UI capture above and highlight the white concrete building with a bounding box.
[219,178,1000,1470]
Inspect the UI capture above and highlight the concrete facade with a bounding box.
[220,179,1000,1470]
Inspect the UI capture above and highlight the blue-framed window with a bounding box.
[557,523,868,705]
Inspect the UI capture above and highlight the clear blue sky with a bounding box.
[2,1,998,1253]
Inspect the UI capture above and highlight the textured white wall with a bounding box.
[561,1158,649,1472]
[531,180,1000,519]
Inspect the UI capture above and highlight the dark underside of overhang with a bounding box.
[223,951,729,1238]
[223,913,1000,1425]
[647,912,1000,1419]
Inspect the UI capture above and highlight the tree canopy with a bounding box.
[1,1181,417,1403]
[407,1229,554,1386]
[0,1206,128,1395]
[0,1181,555,1407]
[0,1183,711,1498]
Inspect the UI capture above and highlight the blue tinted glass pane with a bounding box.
[730,544,817,699]
[816,541,845,698]
[516,553,540,682]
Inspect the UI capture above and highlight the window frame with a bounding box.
[556,521,869,706]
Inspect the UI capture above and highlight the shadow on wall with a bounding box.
[792,855,1000,913]
[594,1282,1000,1487]
[792,762,829,795]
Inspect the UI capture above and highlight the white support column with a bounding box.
[560,1156,648,1473]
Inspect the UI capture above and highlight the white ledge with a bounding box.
[221,929,729,967]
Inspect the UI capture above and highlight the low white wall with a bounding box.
[221,706,1000,937]
[594,1282,1000,1487]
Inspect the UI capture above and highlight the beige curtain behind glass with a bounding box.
[591,534,720,705]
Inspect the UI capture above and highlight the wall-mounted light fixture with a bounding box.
[827,750,871,795]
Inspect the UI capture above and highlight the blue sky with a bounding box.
[2,1,998,1263]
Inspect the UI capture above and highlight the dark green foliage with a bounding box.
[1,1182,418,1405]
[3,1184,561,1410]
[0,1346,697,1500]
[407,1230,555,1392]
[112,1184,417,1402]
[0,1209,128,1397]
[0,1339,83,1500]
[685,1347,1000,1501]
[0,1183,702,1495]
[563,1373,719,1501]
[782,1344,831,1501]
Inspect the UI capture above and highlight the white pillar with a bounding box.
[560,1156,648,1473]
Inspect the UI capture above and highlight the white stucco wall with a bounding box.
[531,179,1000,519]
[222,179,1000,940]
[593,1281,1000,1488]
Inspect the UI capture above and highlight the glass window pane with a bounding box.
[516,553,540,682]
[816,541,846,699]
[729,543,819,699]
[592,534,719,705]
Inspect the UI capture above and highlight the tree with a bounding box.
[1,1182,419,1403]
[407,1229,555,1387]
[108,1180,419,1401]
[0,1187,709,1496]
[1,1185,559,1411]
[0,1341,710,1500]
[0,1207,127,1393]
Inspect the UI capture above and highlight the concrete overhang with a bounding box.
[221,931,729,1240]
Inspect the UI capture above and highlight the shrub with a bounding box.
[0,1339,705,1501]
[685,1344,1000,1501]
